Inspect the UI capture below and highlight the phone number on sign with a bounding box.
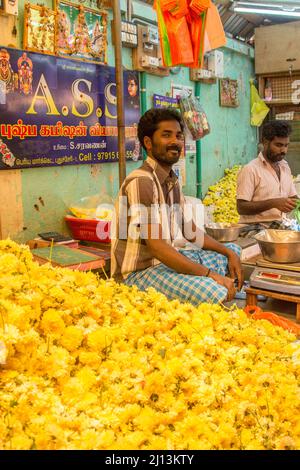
[97,150,134,161]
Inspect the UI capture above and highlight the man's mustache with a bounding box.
[167,145,181,152]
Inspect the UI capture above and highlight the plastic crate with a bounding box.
[65,216,111,243]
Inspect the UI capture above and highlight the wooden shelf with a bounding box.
[262,100,298,106]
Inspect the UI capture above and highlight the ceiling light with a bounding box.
[236,1,284,8]
[234,6,300,16]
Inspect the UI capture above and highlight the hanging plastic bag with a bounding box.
[244,305,300,337]
[250,79,270,126]
[179,96,210,140]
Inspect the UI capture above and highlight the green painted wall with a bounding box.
[1,1,257,242]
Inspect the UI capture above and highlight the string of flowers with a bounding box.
[25,4,55,53]
[0,239,299,450]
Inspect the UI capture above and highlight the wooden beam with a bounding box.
[112,0,126,187]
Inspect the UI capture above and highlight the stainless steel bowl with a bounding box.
[205,223,241,242]
[254,229,300,263]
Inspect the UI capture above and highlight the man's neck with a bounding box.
[263,153,280,169]
[148,155,173,174]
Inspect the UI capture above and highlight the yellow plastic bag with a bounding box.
[250,80,270,126]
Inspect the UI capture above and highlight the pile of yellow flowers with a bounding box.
[0,240,300,450]
[203,165,241,223]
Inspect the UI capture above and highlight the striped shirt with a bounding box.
[237,152,297,223]
[111,157,185,279]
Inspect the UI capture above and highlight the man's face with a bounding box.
[128,80,138,97]
[144,120,184,166]
[264,136,290,163]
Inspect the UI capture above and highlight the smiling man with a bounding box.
[237,120,298,223]
[111,108,243,305]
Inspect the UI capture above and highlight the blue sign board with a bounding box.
[0,47,141,169]
[153,94,178,109]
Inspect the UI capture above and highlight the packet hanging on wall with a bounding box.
[179,96,210,140]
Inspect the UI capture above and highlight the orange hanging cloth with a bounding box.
[244,305,300,337]
[189,0,211,15]
[187,9,207,68]
[203,2,226,54]
[154,0,194,67]
[160,0,189,18]
[164,11,194,66]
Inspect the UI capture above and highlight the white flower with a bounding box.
[0,340,7,364]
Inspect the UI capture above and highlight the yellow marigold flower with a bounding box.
[10,434,34,450]
[87,328,111,352]
[40,309,65,336]
[78,350,101,368]
[60,326,83,351]
[76,367,97,390]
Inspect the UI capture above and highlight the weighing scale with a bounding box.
[250,268,300,296]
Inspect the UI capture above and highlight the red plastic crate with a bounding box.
[65,216,111,243]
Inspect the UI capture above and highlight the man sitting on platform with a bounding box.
[111,108,243,305]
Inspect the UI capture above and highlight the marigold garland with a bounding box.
[203,165,241,223]
[0,239,299,450]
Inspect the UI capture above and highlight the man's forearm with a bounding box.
[145,238,209,276]
[237,199,274,215]
[184,223,233,258]
[202,233,233,257]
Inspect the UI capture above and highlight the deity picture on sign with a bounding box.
[0,49,15,93]
[17,52,33,95]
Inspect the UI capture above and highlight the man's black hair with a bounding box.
[127,72,138,85]
[262,120,292,141]
[138,107,184,150]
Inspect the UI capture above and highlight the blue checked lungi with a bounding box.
[124,243,242,305]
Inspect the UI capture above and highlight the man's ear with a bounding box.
[144,136,152,152]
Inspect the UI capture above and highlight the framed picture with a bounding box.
[24,3,56,55]
[219,78,239,108]
[55,1,107,64]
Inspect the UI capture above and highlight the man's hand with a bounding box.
[208,272,236,301]
[227,251,244,290]
[273,197,297,213]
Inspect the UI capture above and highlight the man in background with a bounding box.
[237,120,297,223]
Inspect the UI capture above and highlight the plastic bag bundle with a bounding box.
[179,96,210,140]
[68,194,114,220]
